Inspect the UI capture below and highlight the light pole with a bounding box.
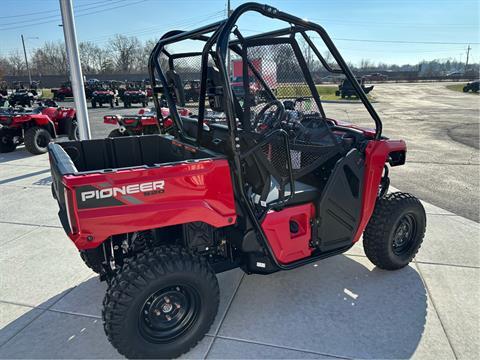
[21,35,38,86]
[59,0,91,140]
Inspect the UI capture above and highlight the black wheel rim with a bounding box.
[36,133,49,148]
[392,213,417,256]
[138,285,200,343]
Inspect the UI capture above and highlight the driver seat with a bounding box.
[251,176,320,207]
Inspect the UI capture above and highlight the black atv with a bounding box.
[463,79,479,93]
[336,78,374,98]
[184,80,201,102]
[8,89,36,107]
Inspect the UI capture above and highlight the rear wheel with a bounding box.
[0,130,17,153]
[110,99,114,108]
[363,192,426,270]
[80,248,104,274]
[103,246,219,359]
[68,119,79,140]
[91,100,97,108]
[24,126,52,155]
[108,129,125,137]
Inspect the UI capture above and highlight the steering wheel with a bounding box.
[253,100,285,131]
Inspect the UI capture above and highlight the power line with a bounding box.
[333,37,480,45]
[241,28,480,45]
[308,17,479,28]
[0,0,117,20]
[81,11,225,44]
[0,0,147,31]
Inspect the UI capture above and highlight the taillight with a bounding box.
[104,116,117,124]
[163,117,173,127]
[64,187,78,234]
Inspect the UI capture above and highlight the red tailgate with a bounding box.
[62,159,236,249]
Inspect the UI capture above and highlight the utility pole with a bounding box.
[21,35,32,86]
[465,45,471,73]
[59,0,91,140]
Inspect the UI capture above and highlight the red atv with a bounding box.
[52,82,74,101]
[48,4,426,359]
[103,107,189,137]
[1,101,78,154]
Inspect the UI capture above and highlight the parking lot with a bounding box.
[81,81,480,222]
[0,82,479,359]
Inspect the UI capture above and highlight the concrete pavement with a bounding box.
[0,149,478,359]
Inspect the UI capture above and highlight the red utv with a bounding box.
[48,4,426,358]
[1,101,78,154]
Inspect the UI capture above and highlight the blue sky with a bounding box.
[0,0,478,65]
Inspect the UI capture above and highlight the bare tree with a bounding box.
[79,41,101,73]
[8,50,25,75]
[359,58,374,70]
[31,42,67,75]
[135,39,157,73]
[109,35,141,73]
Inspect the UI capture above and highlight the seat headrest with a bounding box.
[166,69,185,106]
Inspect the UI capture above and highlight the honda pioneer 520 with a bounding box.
[48,3,426,358]
[1,101,78,154]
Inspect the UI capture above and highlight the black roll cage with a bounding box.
[147,3,384,271]
[148,2,382,143]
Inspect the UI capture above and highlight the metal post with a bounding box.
[59,0,91,140]
[21,35,32,86]
[465,45,471,73]
[227,0,232,78]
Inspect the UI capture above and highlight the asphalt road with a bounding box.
[62,82,480,222]
[323,82,479,222]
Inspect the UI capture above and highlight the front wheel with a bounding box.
[363,192,426,270]
[0,129,17,153]
[103,246,219,359]
[24,126,52,155]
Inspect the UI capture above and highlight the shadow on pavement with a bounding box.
[0,169,50,186]
[0,148,32,164]
[0,256,427,359]
[219,254,428,359]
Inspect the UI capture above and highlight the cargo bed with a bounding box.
[48,135,236,250]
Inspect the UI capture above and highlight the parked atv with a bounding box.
[8,89,37,107]
[48,3,426,358]
[184,80,201,102]
[0,101,77,154]
[104,114,159,137]
[336,77,374,98]
[52,82,73,101]
[0,94,6,107]
[91,89,118,108]
[120,88,149,108]
[463,79,479,93]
